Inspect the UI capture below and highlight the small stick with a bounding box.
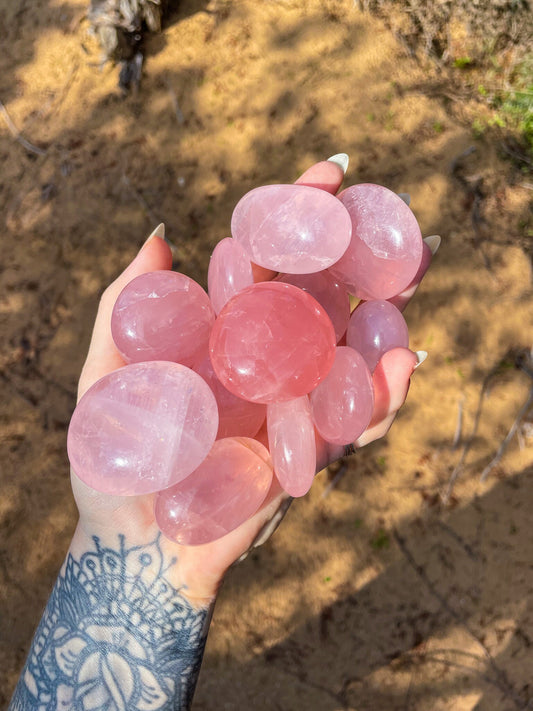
[451,394,465,450]
[121,173,160,226]
[321,461,348,499]
[0,100,47,156]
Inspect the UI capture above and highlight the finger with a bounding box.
[388,235,440,312]
[356,347,421,447]
[78,226,173,398]
[251,154,348,282]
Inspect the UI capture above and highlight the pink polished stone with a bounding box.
[329,184,423,300]
[194,355,266,439]
[276,271,350,343]
[210,281,336,403]
[67,361,218,495]
[231,184,352,274]
[208,238,254,315]
[267,396,316,498]
[155,437,273,545]
[346,300,409,372]
[310,346,374,445]
[111,270,215,367]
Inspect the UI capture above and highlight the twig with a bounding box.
[451,395,465,450]
[480,387,533,483]
[121,173,159,225]
[393,529,525,708]
[0,100,47,156]
[321,462,348,499]
[166,81,185,124]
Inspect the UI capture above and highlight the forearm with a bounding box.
[8,525,213,711]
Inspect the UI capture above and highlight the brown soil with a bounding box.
[1,1,533,709]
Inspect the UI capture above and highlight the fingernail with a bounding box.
[423,234,441,256]
[397,193,411,206]
[327,153,349,174]
[414,350,428,369]
[141,222,165,251]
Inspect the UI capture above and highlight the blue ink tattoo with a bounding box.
[9,534,210,711]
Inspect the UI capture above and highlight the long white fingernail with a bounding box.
[414,350,428,368]
[327,153,349,174]
[423,234,441,255]
[398,193,410,205]
[149,223,165,240]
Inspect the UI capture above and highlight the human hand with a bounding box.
[70,158,432,606]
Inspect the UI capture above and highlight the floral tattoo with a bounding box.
[9,534,210,711]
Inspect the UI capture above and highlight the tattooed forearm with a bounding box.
[9,534,211,711]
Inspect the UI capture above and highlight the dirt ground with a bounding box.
[1,1,533,709]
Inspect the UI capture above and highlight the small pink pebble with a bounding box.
[310,346,374,445]
[111,270,215,367]
[231,184,352,274]
[210,281,336,403]
[208,238,254,315]
[346,300,409,372]
[195,355,266,439]
[277,271,350,343]
[67,361,218,495]
[155,437,273,545]
[267,396,316,497]
[329,184,423,300]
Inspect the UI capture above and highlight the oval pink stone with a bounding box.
[231,184,352,274]
[267,396,316,498]
[208,238,254,315]
[155,437,273,545]
[67,362,218,495]
[277,271,350,343]
[329,184,423,300]
[346,300,409,372]
[111,270,215,367]
[194,355,266,439]
[310,346,374,445]
[209,281,336,403]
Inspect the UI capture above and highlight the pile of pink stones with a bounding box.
[67,179,424,545]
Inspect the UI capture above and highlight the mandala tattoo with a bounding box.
[9,534,210,711]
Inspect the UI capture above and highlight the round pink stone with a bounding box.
[346,300,409,372]
[111,270,215,367]
[209,281,336,404]
[267,396,316,498]
[329,184,423,300]
[310,346,374,445]
[194,355,266,439]
[67,361,219,495]
[276,271,350,343]
[208,238,254,315]
[155,437,273,545]
[231,184,352,274]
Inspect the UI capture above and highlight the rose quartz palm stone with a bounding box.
[208,237,254,315]
[346,300,409,372]
[267,396,316,497]
[194,355,266,439]
[310,346,374,445]
[155,437,273,545]
[277,271,350,343]
[329,184,423,300]
[209,281,336,403]
[67,361,218,495]
[231,184,352,274]
[111,270,215,367]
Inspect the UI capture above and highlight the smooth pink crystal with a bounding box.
[267,396,316,498]
[329,184,423,300]
[155,437,273,545]
[194,355,266,439]
[208,238,254,315]
[111,270,215,367]
[67,361,219,495]
[310,346,374,445]
[209,281,336,403]
[231,184,352,274]
[346,300,409,372]
[277,271,350,343]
